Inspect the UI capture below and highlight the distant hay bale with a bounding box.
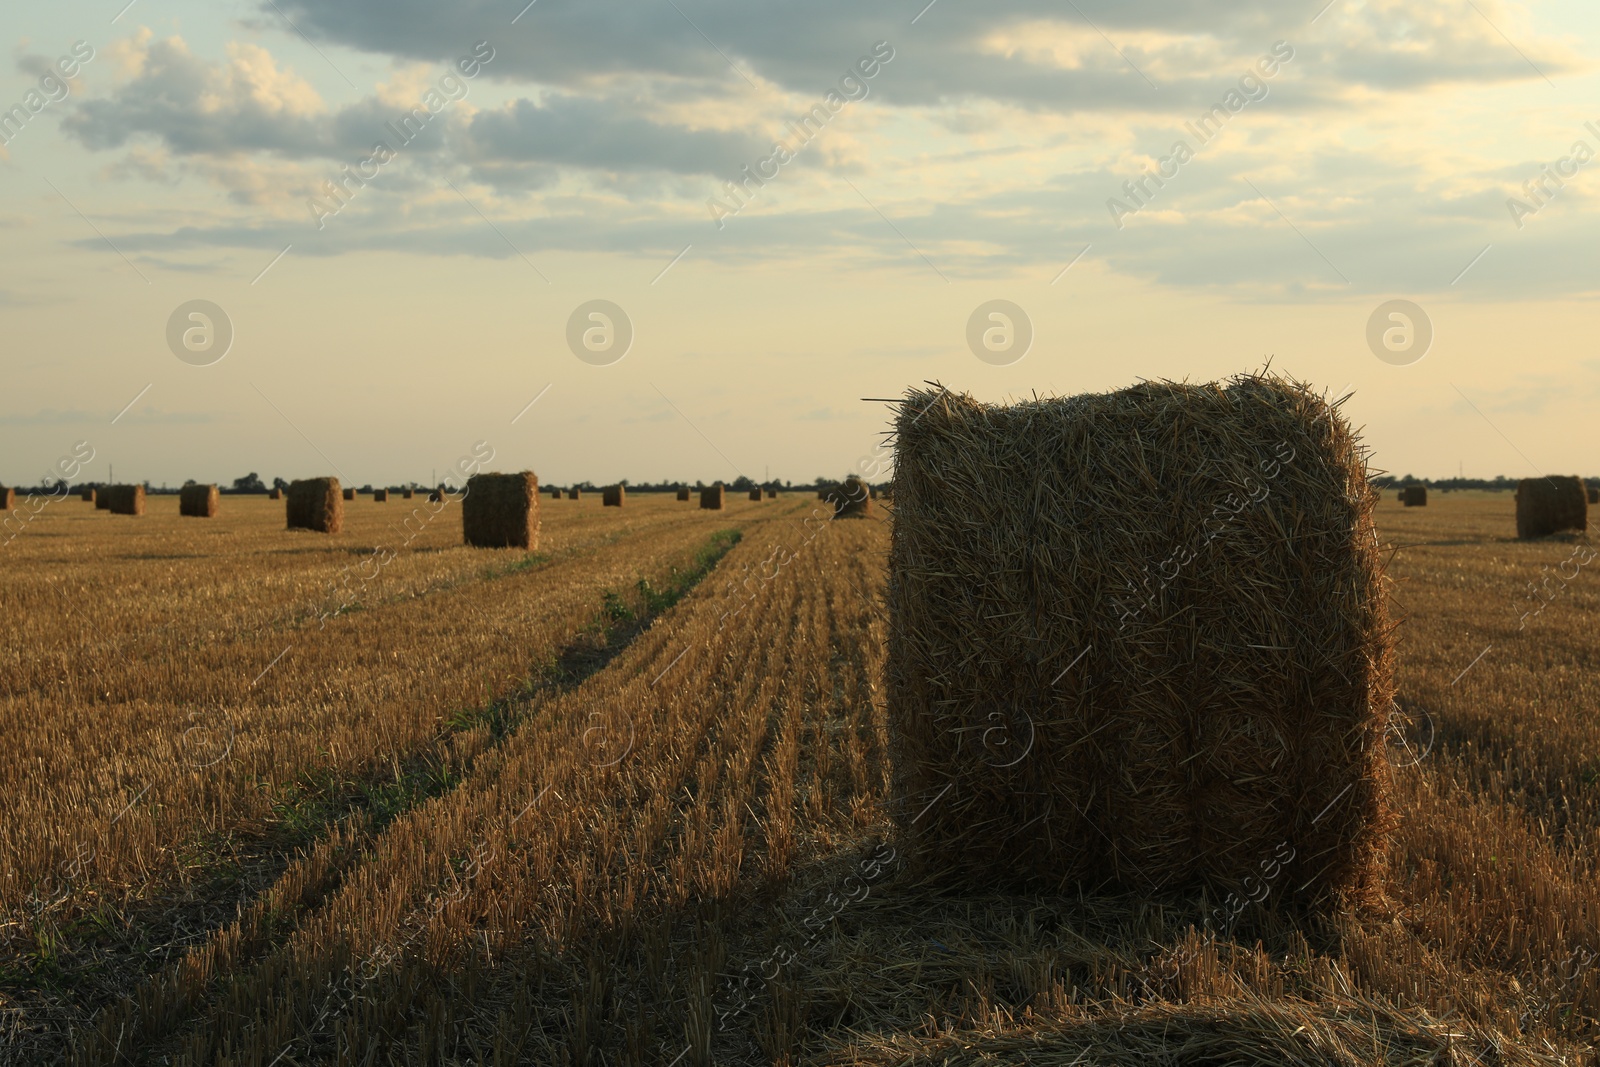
[402,489,414,499]
[765,488,776,498]
[748,488,763,502]
[95,491,110,510]
[567,488,581,500]
[104,484,146,516]
[887,374,1394,908]
[1589,486,1599,505]
[1516,476,1587,539]
[825,476,873,519]
[551,486,564,500]
[869,485,879,499]
[286,477,343,534]
[677,487,691,501]
[700,485,725,510]
[463,471,540,549]
[268,488,282,500]
[81,488,95,503]
[603,485,625,507]
[429,489,443,503]
[1400,485,1427,507]
[179,484,220,518]
[373,489,389,502]
[343,488,356,501]
[0,487,13,510]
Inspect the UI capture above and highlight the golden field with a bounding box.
[1,487,1597,1064]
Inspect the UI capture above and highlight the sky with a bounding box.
[3,0,1600,487]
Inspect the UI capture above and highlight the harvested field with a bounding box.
[1,489,1595,1064]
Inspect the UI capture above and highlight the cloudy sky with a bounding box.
[3,0,1598,487]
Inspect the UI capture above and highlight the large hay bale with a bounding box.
[104,484,146,516]
[373,488,389,503]
[1515,476,1587,539]
[1400,485,1427,507]
[286,477,343,533]
[748,488,763,502]
[677,487,691,501]
[603,485,625,507]
[700,485,725,510]
[343,488,356,501]
[81,488,95,503]
[463,471,539,549]
[825,476,873,519]
[179,484,220,517]
[887,374,1394,907]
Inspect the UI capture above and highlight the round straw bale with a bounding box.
[81,488,96,503]
[179,483,220,517]
[603,485,625,507]
[286,477,343,533]
[765,488,776,498]
[551,486,564,500]
[268,488,282,500]
[677,487,691,501]
[887,373,1394,909]
[95,490,110,510]
[463,471,540,549]
[0,487,13,510]
[103,484,146,516]
[700,484,725,510]
[748,488,763,502]
[1588,486,1598,505]
[1400,485,1427,507]
[825,475,873,519]
[1516,476,1587,539]
[373,488,389,503]
[567,488,581,500]
[343,488,356,501]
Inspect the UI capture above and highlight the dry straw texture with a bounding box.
[103,485,146,516]
[373,489,388,503]
[178,484,219,518]
[286,477,343,534]
[826,475,874,519]
[462,471,540,550]
[603,485,625,507]
[887,373,1394,908]
[1515,476,1587,539]
[700,484,725,510]
[677,487,691,501]
[1401,485,1428,507]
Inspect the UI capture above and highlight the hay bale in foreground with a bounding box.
[373,488,388,503]
[677,487,691,501]
[825,476,873,519]
[286,477,343,533]
[1516,476,1587,539]
[748,488,763,502]
[81,488,95,503]
[179,484,220,518]
[603,485,625,507]
[700,485,725,510]
[1400,485,1427,507]
[104,485,146,516]
[463,471,539,549]
[887,374,1394,907]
